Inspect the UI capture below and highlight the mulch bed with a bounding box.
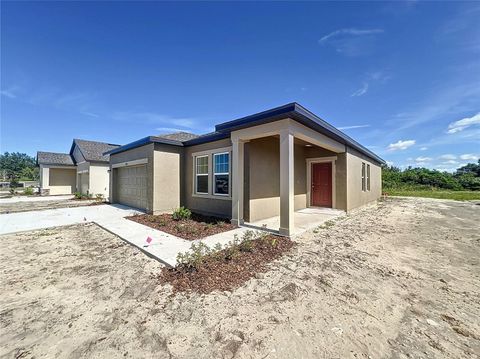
[158,235,296,294]
[127,213,236,240]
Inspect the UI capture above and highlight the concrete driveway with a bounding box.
[0,204,140,234]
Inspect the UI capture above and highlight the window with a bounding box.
[366,164,371,191]
[213,152,230,195]
[195,155,208,194]
[361,162,366,191]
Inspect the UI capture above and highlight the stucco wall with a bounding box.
[152,144,183,214]
[183,138,232,218]
[88,163,110,199]
[48,168,77,195]
[246,137,344,222]
[346,146,382,211]
[109,143,155,212]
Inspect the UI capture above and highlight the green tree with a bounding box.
[0,152,37,182]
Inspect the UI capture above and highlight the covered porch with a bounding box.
[231,118,347,236]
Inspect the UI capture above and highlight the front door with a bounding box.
[311,162,332,207]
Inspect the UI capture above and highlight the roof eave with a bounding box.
[104,136,184,156]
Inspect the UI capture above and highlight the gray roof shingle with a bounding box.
[157,131,199,142]
[37,151,75,166]
[72,139,120,162]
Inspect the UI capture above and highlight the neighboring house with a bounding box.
[37,139,119,197]
[106,103,385,236]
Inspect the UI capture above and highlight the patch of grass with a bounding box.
[385,189,480,201]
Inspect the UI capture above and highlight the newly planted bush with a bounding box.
[172,207,192,221]
[23,187,34,195]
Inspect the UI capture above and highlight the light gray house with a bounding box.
[37,139,119,197]
[106,103,385,236]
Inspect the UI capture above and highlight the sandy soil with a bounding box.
[0,199,97,214]
[1,197,479,358]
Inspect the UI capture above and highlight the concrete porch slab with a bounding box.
[245,207,345,237]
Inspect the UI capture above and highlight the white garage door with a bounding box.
[115,165,147,210]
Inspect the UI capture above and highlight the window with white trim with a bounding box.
[366,164,371,191]
[213,152,230,195]
[195,155,209,194]
[361,162,366,191]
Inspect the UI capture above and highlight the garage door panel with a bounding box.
[115,165,147,210]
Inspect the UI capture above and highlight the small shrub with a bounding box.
[74,192,82,199]
[172,206,192,221]
[24,187,34,195]
[176,242,212,270]
[95,193,104,201]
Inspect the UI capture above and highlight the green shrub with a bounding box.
[175,230,269,270]
[74,192,82,199]
[172,206,192,221]
[24,187,34,195]
[176,242,212,270]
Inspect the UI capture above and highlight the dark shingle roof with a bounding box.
[37,151,75,166]
[158,131,199,142]
[106,103,385,164]
[72,139,120,162]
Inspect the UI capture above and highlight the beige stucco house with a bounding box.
[106,103,385,236]
[37,139,119,198]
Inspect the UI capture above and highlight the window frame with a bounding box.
[366,164,371,191]
[195,155,209,195]
[213,152,230,196]
[361,162,366,192]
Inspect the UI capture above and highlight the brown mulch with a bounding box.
[158,235,296,294]
[127,213,236,240]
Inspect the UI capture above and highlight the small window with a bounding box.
[366,164,371,191]
[361,162,366,191]
[213,152,230,195]
[195,155,208,194]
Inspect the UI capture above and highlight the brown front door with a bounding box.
[311,162,332,207]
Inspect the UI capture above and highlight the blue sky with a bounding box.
[1,1,479,171]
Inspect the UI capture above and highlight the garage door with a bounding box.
[115,165,148,210]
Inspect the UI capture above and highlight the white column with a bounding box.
[279,129,294,236]
[231,139,245,226]
[41,166,50,189]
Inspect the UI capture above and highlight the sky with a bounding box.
[1,1,479,171]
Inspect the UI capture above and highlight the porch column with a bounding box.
[231,138,245,226]
[279,129,294,236]
[41,166,49,189]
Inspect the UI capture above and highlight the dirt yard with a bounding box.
[1,197,479,358]
[0,198,97,214]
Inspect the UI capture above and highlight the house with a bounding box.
[37,139,119,197]
[105,103,385,236]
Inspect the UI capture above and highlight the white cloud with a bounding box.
[112,112,197,129]
[442,160,458,164]
[447,112,480,133]
[351,83,369,97]
[439,154,457,160]
[387,139,416,151]
[415,156,432,163]
[420,147,428,151]
[0,86,20,98]
[459,153,478,161]
[319,28,384,56]
[319,28,384,43]
[338,124,370,130]
[386,160,394,166]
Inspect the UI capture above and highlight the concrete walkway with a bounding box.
[0,195,74,204]
[0,204,344,267]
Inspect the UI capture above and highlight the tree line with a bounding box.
[0,152,39,185]
[382,160,480,191]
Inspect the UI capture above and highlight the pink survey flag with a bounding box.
[146,236,153,244]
